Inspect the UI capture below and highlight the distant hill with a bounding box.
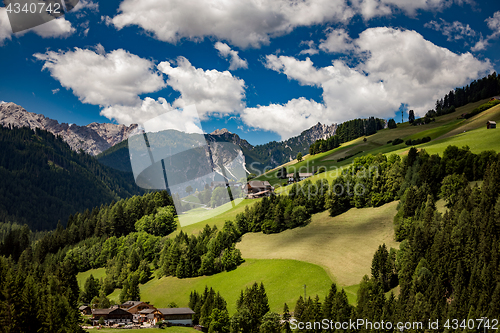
[0,125,144,230]
[97,122,337,173]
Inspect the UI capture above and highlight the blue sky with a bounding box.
[1,0,499,145]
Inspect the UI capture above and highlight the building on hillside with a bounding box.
[138,308,157,324]
[287,172,314,184]
[154,307,195,326]
[91,308,133,326]
[487,121,497,129]
[244,180,274,198]
[79,305,91,315]
[120,301,155,314]
[490,96,500,101]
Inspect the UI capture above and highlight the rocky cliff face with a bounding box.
[297,122,337,143]
[0,102,140,155]
[208,123,338,170]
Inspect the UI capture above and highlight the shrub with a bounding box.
[405,136,431,146]
[392,138,404,145]
[463,100,500,119]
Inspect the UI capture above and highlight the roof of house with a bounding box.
[139,308,156,314]
[93,308,133,317]
[488,121,497,124]
[121,301,144,308]
[157,307,195,316]
[247,180,271,188]
[79,305,90,311]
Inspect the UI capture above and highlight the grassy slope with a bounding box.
[260,98,500,192]
[237,201,399,287]
[77,268,106,289]
[173,198,260,234]
[84,200,400,309]
[109,259,332,314]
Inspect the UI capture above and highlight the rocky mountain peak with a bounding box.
[0,102,139,156]
[210,128,231,135]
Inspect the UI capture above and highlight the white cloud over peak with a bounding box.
[158,57,246,116]
[111,0,354,48]
[253,27,491,140]
[242,98,327,140]
[214,42,248,70]
[34,48,166,106]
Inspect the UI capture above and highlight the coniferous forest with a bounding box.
[0,125,144,231]
[1,139,500,331]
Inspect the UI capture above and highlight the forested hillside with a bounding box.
[0,125,143,230]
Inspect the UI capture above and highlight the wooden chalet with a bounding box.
[487,121,497,129]
[244,180,274,198]
[79,305,91,315]
[138,308,157,324]
[91,308,133,325]
[120,301,155,314]
[154,307,195,326]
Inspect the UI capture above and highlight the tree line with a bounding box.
[309,117,385,155]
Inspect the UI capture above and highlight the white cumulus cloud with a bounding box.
[252,27,491,140]
[424,19,476,42]
[319,28,354,53]
[214,42,248,70]
[351,0,473,20]
[101,97,203,133]
[26,17,75,38]
[34,47,166,106]
[242,98,327,140]
[472,11,500,51]
[158,56,246,116]
[1,8,76,43]
[110,0,354,48]
[0,8,12,45]
[74,0,99,12]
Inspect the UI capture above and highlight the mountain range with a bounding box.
[0,102,140,156]
[0,102,338,173]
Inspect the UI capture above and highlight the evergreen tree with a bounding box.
[408,110,415,124]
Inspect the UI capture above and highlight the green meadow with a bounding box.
[77,267,106,289]
[104,259,332,314]
[237,201,399,287]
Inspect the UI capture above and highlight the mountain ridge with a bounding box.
[0,101,339,172]
[0,102,140,156]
